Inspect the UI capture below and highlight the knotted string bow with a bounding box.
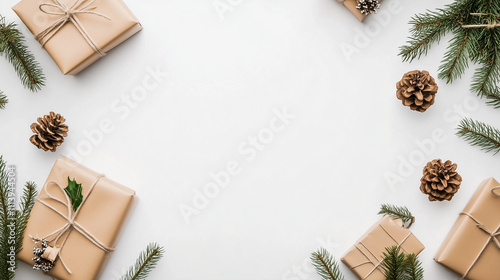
[35,0,110,56]
[31,175,115,274]
[459,186,500,279]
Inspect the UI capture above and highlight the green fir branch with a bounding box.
[0,157,38,280]
[310,248,345,280]
[378,204,415,228]
[381,247,424,280]
[0,15,45,92]
[15,182,37,254]
[457,118,500,155]
[402,253,424,280]
[438,28,470,83]
[0,91,7,109]
[399,0,500,108]
[399,26,446,63]
[0,156,14,280]
[482,87,500,108]
[470,28,500,97]
[381,246,406,280]
[121,243,165,280]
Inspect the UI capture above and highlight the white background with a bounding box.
[1,0,499,279]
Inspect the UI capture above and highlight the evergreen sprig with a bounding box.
[457,118,500,154]
[0,156,12,280]
[121,242,165,280]
[402,253,424,280]
[0,91,7,109]
[0,15,45,92]
[310,248,345,280]
[378,204,415,228]
[381,246,424,280]
[0,157,38,280]
[15,182,37,254]
[399,0,500,107]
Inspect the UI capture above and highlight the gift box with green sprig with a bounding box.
[17,156,136,280]
[340,205,425,280]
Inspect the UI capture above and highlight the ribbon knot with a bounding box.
[35,0,110,57]
[32,175,115,275]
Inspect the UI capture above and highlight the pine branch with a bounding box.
[457,118,500,155]
[381,246,406,280]
[15,182,37,254]
[0,15,45,92]
[381,247,424,280]
[0,91,7,109]
[0,156,14,280]
[482,87,500,108]
[120,243,165,280]
[402,253,424,280]
[470,28,500,98]
[310,248,345,280]
[438,28,470,83]
[378,204,415,228]
[399,26,446,63]
[399,0,500,109]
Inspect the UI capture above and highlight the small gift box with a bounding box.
[12,0,142,75]
[435,177,500,280]
[17,156,136,280]
[341,215,425,280]
[337,0,381,22]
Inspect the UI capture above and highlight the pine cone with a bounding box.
[356,0,380,15]
[396,70,438,112]
[30,112,68,152]
[420,159,462,201]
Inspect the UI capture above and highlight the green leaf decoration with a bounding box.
[64,177,83,212]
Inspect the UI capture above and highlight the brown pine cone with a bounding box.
[396,70,438,112]
[30,112,68,152]
[420,159,462,201]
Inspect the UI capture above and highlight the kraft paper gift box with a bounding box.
[435,177,500,280]
[17,156,136,280]
[12,0,142,75]
[337,0,381,22]
[341,215,425,280]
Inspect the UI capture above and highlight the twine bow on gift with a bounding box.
[35,0,110,56]
[31,175,115,275]
[349,222,412,279]
[459,212,500,279]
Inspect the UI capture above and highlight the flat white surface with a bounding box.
[1,0,499,279]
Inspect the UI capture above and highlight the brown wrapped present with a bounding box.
[341,215,425,280]
[18,156,136,280]
[435,177,500,280]
[12,0,142,75]
[337,0,381,22]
